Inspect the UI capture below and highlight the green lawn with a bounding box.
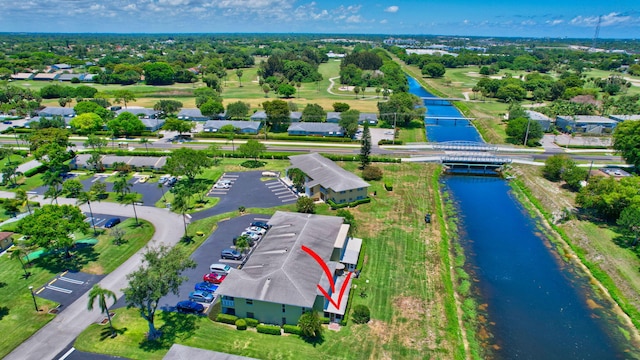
[0,217,154,358]
[76,162,465,359]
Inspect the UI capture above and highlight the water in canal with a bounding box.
[408,75,635,358]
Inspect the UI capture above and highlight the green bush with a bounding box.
[256,324,282,335]
[362,166,383,181]
[319,317,331,325]
[384,181,393,191]
[283,324,302,335]
[243,318,259,327]
[328,198,370,210]
[216,313,239,325]
[240,160,265,168]
[350,198,371,207]
[23,164,47,178]
[235,318,247,330]
[352,305,370,324]
[377,139,403,145]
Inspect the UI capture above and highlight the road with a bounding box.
[1,192,185,360]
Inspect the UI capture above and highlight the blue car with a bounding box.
[195,282,218,293]
[104,217,121,228]
[189,290,214,303]
[176,300,204,314]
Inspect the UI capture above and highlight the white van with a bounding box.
[210,263,232,274]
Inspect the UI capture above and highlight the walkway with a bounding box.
[0,192,185,360]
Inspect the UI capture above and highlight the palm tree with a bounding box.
[235,69,243,87]
[15,188,31,215]
[77,191,98,235]
[10,246,30,279]
[139,137,150,154]
[120,193,140,226]
[87,285,117,336]
[113,176,132,200]
[172,192,189,235]
[157,181,166,202]
[42,170,64,205]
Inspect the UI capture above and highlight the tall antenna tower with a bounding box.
[592,15,602,49]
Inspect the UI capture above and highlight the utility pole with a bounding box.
[523,117,531,146]
[393,113,397,145]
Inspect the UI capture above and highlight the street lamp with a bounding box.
[28,286,39,312]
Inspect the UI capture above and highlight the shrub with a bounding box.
[256,324,282,335]
[378,139,403,145]
[24,164,47,178]
[350,198,371,207]
[283,324,302,335]
[362,166,383,181]
[240,160,265,168]
[216,313,239,325]
[384,181,393,191]
[244,318,259,327]
[352,305,370,324]
[235,319,247,330]
[319,316,331,324]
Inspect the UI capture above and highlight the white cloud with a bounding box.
[521,20,536,26]
[380,19,388,24]
[570,12,636,27]
[385,6,399,13]
[346,15,363,23]
[546,19,564,26]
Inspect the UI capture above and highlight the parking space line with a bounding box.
[265,182,280,187]
[58,347,75,360]
[46,285,72,294]
[49,279,58,286]
[224,175,239,178]
[59,276,84,285]
[35,287,45,295]
[273,189,290,194]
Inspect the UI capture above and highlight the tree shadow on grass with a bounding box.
[138,311,199,352]
[98,326,128,341]
[302,334,326,347]
[0,306,9,321]
[612,234,639,254]
[33,246,99,273]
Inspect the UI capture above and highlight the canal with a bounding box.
[408,76,635,358]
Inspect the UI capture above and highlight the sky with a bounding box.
[0,0,638,39]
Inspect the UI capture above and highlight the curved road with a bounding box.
[1,192,185,360]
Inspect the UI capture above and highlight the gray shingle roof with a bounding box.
[203,120,262,131]
[178,108,206,118]
[609,114,640,121]
[116,107,161,118]
[250,110,267,120]
[215,211,345,308]
[557,115,617,124]
[525,110,552,121]
[38,107,75,117]
[326,112,341,120]
[288,153,369,192]
[287,122,343,133]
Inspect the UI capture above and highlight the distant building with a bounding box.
[326,112,342,123]
[358,113,378,125]
[57,73,84,82]
[525,110,553,132]
[38,107,75,118]
[52,64,72,70]
[32,73,60,81]
[609,114,640,122]
[70,154,167,171]
[10,73,34,80]
[0,232,14,252]
[290,111,303,122]
[177,108,210,121]
[141,118,166,132]
[288,153,369,204]
[287,122,344,137]
[203,120,262,134]
[250,111,268,122]
[556,115,618,134]
[115,107,162,119]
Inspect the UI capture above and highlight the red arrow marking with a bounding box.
[301,245,335,293]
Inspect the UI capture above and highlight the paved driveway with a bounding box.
[191,171,297,221]
[35,271,105,311]
[157,213,270,312]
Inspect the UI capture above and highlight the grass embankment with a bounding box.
[75,162,466,359]
[0,218,154,359]
[509,164,640,343]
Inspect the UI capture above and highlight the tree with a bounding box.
[562,165,588,191]
[301,103,326,123]
[298,311,323,338]
[84,134,108,152]
[77,191,99,235]
[90,181,108,200]
[353,86,360,98]
[113,176,132,199]
[26,128,70,152]
[165,148,212,182]
[296,197,315,214]
[352,305,370,324]
[139,137,150,154]
[262,100,290,131]
[144,62,175,85]
[17,204,89,258]
[123,246,196,340]
[42,170,64,205]
[15,188,32,215]
[339,109,360,138]
[121,193,140,226]
[496,84,526,102]
[226,101,250,119]
[505,118,543,146]
[542,155,576,182]
[110,226,126,245]
[617,205,640,247]
[612,120,640,168]
[235,235,250,255]
[235,69,243,87]
[287,168,306,193]
[362,165,383,181]
[88,285,117,336]
[199,99,224,117]
[277,83,296,98]
[333,102,350,112]
[162,118,194,135]
[171,190,190,235]
[10,245,31,279]
[262,84,271,98]
[237,140,266,162]
[336,209,357,236]
[359,122,371,169]
[377,92,424,127]
[153,100,183,116]
[422,62,446,78]
[74,102,110,122]
[113,90,136,109]
[70,113,104,134]
[1,164,22,187]
[203,74,222,92]
[107,112,145,137]
[62,179,83,198]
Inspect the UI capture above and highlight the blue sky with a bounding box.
[0,0,638,38]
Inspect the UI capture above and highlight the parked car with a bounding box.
[213,182,229,189]
[241,231,261,241]
[159,175,170,184]
[203,273,226,284]
[209,263,232,274]
[176,300,204,314]
[3,121,13,125]
[189,290,214,303]
[218,179,232,185]
[166,177,178,186]
[104,217,121,228]
[221,248,242,260]
[195,282,218,293]
[245,226,266,235]
[138,176,149,183]
[250,221,271,230]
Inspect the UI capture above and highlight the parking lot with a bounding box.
[192,171,297,220]
[157,213,270,313]
[35,271,105,311]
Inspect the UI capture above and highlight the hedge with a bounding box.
[23,164,47,177]
[243,317,259,327]
[319,317,331,325]
[194,131,358,143]
[328,197,371,210]
[256,324,282,335]
[235,319,247,330]
[283,324,302,335]
[216,313,239,325]
[378,139,403,145]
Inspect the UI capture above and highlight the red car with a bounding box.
[203,273,226,284]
